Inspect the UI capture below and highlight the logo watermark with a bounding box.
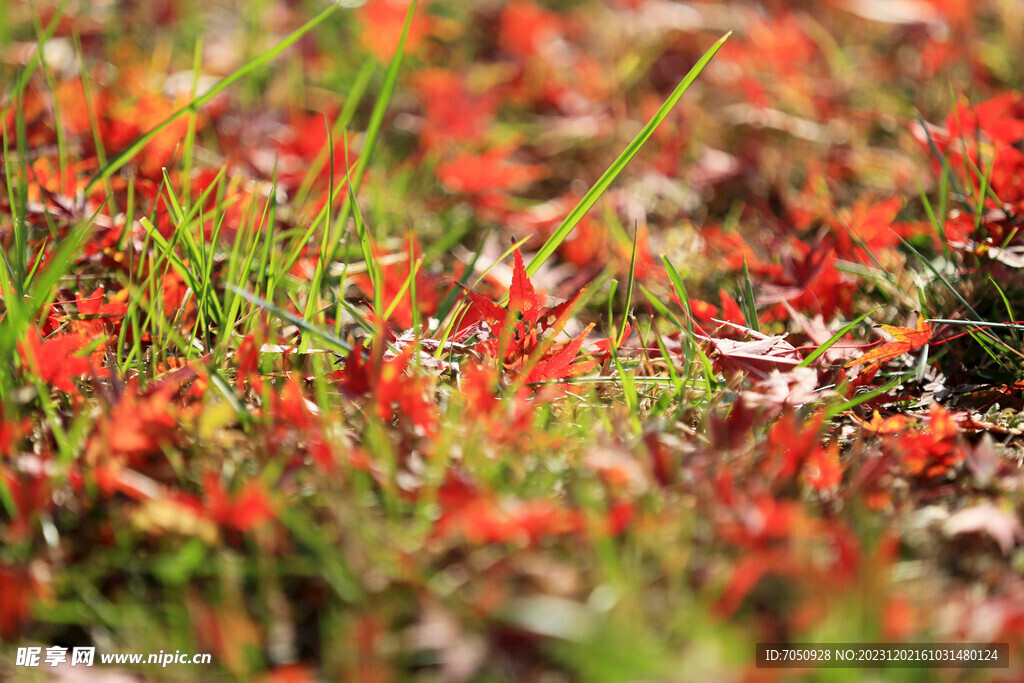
[16,646,212,668]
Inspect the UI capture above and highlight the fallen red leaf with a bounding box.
[18,327,91,393]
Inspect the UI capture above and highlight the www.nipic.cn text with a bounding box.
[16,646,212,668]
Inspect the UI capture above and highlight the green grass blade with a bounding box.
[927,319,1024,332]
[915,110,967,209]
[639,283,716,395]
[740,256,758,332]
[139,217,202,305]
[639,284,685,330]
[896,234,982,320]
[12,0,69,100]
[796,310,874,369]
[824,376,904,421]
[25,203,106,320]
[324,0,418,268]
[661,255,697,365]
[618,228,639,345]
[916,175,949,260]
[526,32,730,278]
[349,173,382,317]
[227,285,352,353]
[300,113,339,350]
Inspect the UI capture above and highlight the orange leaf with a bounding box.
[845,317,932,374]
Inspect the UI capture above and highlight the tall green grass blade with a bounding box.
[915,110,967,208]
[607,279,618,344]
[181,38,204,204]
[408,232,421,333]
[348,173,382,317]
[650,321,683,392]
[30,9,68,180]
[294,60,375,209]
[324,0,418,268]
[347,0,416,195]
[618,228,639,344]
[916,176,949,259]
[986,277,1020,346]
[638,283,716,395]
[139,216,202,308]
[3,101,29,297]
[638,286,685,339]
[610,353,643,434]
[661,255,697,365]
[526,32,730,277]
[72,31,117,216]
[927,319,1024,332]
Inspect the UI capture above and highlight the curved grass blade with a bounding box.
[525,32,730,278]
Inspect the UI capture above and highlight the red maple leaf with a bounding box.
[887,403,964,479]
[437,146,547,212]
[90,365,200,464]
[413,68,497,151]
[762,411,826,485]
[18,327,91,393]
[459,247,592,383]
[331,344,438,437]
[70,285,128,339]
[718,288,746,326]
[830,197,904,260]
[509,247,541,320]
[104,383,180,459]
[524,323,595,384]
[434,474,582,546]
